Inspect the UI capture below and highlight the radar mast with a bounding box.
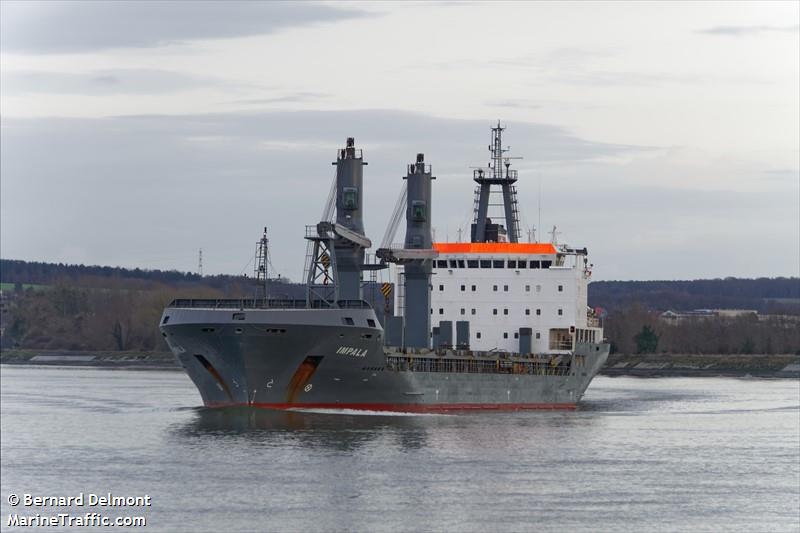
[471,121,522,243]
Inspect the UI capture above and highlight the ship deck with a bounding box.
[167,298,372,310]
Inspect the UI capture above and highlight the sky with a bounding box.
[1,0,798,281]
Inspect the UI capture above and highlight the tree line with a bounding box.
[589,278,800,314]
[604,304,800,355]
[1,259,798,354]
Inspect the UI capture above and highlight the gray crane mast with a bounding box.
[333,137,367,301]
[402,154,435,349]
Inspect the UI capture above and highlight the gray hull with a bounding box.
[160,306,609,411]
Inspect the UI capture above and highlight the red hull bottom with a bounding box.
[207,402,578,412]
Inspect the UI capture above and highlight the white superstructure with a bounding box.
[397,242,602,354]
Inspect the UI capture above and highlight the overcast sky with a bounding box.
[1,1,798,281]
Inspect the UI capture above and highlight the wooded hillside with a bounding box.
[1,259,798,354]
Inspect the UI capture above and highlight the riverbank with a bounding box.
[1,349,798,378]
[0,349,178,370]
[603,353,800,378]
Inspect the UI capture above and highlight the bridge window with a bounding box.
[457,260,465,268]
[467,260,479,268]
[343,187,358,209]
[437,260,447,268]
[530,261,540,269]
[411,200,426,221]
[342,317,355,326]
[508,260,517,268]
[367,319,376,327]
[449,260,457,268]
[493,260,504,268]
[542,260,552,269]
[518,260,527,268]
[480,260,491,268]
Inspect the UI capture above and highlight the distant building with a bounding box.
[660,308,758,324]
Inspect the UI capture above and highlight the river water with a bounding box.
[1,366,798,532]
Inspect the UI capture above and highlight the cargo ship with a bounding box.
[159,124,609,411]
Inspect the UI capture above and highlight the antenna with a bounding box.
[198,248,203,276]
[550,225,560,245]
[538,176,542,243]
[457,227,463,243]
[254,227,269,300]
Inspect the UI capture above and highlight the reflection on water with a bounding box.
[1,367,798,533]
[174,407,432,452]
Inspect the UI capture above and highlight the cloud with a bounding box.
[425,47,702,87]
[2,109,795,280]
[0,69,239,95]
[0,109,649,278]
[761,168,800,182]
[223,93,330,106]
[698,25,800,36]
[485,100,542,110]
[0,1,368,54]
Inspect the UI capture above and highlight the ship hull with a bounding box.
[160,307,609,412]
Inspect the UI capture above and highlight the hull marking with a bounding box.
[193,354,233,402]
[286,356,323,403]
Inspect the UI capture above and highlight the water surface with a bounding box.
[2,366,798,532]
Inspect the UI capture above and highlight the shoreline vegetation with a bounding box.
[1,350,798,378]
[1,259,798,365]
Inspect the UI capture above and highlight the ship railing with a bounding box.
[385,354,571,376]
[549,339,574,351]
[407,163,432,174]
[167,298,372,310]
[472,169,518,181]
[305,225,325,239]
